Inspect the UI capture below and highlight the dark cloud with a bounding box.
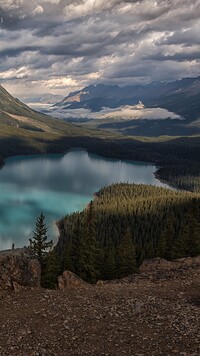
[158,28,200,46]
[0,46,39,58]
[147,51,200,62]
[0,0,200,98]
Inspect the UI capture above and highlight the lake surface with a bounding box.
[0,150,169,250]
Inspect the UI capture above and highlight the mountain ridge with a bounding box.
[51,76,200,136]
[0,84,114,162]
[0,84,113,138]
[54,76,200,120]
[0,84,80,135]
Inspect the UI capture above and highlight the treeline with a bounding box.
[56,183,200,283]
[0,133,200,192]
[118,137,200,193]
[156,161,200,192]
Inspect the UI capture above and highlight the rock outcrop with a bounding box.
[58,270,87,290]
[139,256,200,279]
[0,248,41,292]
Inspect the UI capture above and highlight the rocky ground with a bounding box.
[0,261,200,356]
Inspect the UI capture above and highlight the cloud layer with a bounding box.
[49,102,182,121]
[0,0,200,98]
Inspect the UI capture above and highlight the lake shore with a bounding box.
[0,150,167,250]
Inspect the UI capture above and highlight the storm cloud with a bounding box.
[0,0,200,99]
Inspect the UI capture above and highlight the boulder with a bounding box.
[0,248,41,292]
[58,270,86,290]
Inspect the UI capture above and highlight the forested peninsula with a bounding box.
[55,183,200,284]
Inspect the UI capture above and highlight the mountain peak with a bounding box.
[53,76,200,121]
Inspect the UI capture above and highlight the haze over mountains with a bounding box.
[41,76,200,136]
[1,76,200,137]
[54,76,200,118]
[0,84,109,162]
[0,84,91,137]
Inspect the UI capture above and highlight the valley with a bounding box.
[1,1,200,355]
[0,83,200,195]
[0,82,200,267]
[47,77,200,137]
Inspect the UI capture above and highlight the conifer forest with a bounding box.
[55,183,200,283]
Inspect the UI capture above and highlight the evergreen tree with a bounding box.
[117,228,137,278]
[78,201,99,283]
[63,241,73,272]
[102,245,116,280]
[41,250,61,289]
[29,212,53,265]
[187,199,200,256]
[71,216,82,274]
[157,213,175,259]
[165,214,176,259]
[175,199,200,257]
[157,229,167,258]
[56,184,200,279]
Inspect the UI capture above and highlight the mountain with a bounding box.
[0,84,110,160]
[52,77,200,136]
[0,84,80,135]
[54,77,200,119]
[22,93,64,112]
[23,93,64,105]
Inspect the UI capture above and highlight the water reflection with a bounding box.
[0,150,168,250]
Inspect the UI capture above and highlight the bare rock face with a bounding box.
[0,248,41,292]
[139,256,200,274]
[58,270,87,290]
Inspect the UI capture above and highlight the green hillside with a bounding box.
[56,183,200,282]
[0,84,100,136]
[0,84,113,161]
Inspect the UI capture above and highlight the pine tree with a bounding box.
[102,245,116,280]
[41,250,61,289]
[157,213,175,259]
[117,228,137,278]
[63,241,73,271]
[157,228,167,258]
[175,199,200,257]
[29,212,53,265]
[78,201,99,283]
[165,214,175,259]
[71,216,82,274]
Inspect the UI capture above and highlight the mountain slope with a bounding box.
[0,84,89,136]
[0,84,113,161]
[52,77,200,136]
[54,77,200,120]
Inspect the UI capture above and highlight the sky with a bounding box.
[0,0,200,100]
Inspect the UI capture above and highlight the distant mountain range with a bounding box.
[23,93,64,111]
[50,76,200,136]
[0,84,105,159]
[1,76,200,138]
[54,76,200,118]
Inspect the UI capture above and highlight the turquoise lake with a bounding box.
[0,150,169,250]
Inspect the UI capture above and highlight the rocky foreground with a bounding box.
[0,254,200,356]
